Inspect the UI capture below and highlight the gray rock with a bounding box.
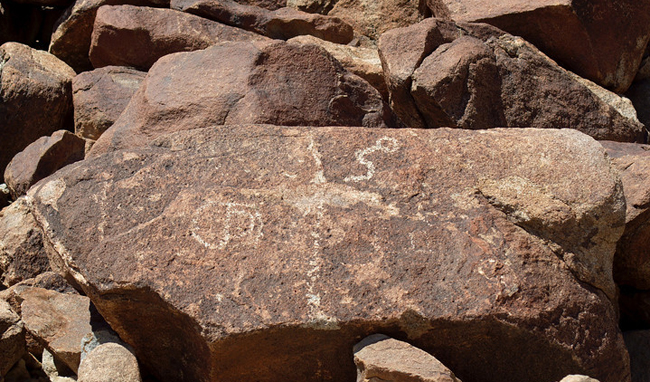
[77,343,141,382]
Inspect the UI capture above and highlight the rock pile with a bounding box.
[1,0,650,381]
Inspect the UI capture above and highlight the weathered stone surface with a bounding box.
[560,376,601,382]
[78,342,142,382]
[88,41,391,156]
[0,299,25,377]
[89,5,266,71]
[48,0,169,72]
[172,0,353,44]
[378,19,645,142]
[19,287,93,373]
[624,331,650,382]
[0,43,76,182]
[5,131,85,200]
[0,198,50,288]
[600,141,650,289]
[354,334,461,382]
[31,126,628,382]
[73,66,145,141]
[425,0,650,93]
[288,35,387,99]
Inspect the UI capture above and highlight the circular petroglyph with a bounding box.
[191,200,264,250]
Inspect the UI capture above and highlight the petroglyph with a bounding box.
[191,200,263,250]
[308,136,326,184]
[344,137,399,182]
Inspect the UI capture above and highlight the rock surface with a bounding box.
[560,376,601,382]
[77,342,142,382]
[31,126,627,382]
[624,331,650,382]
[354,334,461,382]
[89,5,266,70]
[0,42,76,182]
[0,299,25,377]
[0,198,50,287]
[173,0,353,44]
[88,41,391,156]
[625,80,650,131]
[424,0,650,93]
[73,66,146,141]
[378,18,645,142]
[4,130,85,200]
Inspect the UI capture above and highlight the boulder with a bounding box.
[172,0,353,44]
[424,0,650,93]
[624,331,650,382]
[89,5,266,71]
[0,198,50,288]
[18,287,94,373]
[73,66,146,141]
[77,342,142,382]
[88,41,391,156]
[30,125,628,382]
[288,35,387,99]
[600,141,650,289]
[0,43,76,182]
[378,19,645,142]
[354,334,461,382]
[0,299,25,377]
[560,377,601,382]
[48,0,169,72]
[4,130,85,200]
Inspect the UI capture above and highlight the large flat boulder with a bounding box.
[30,125,628,382]
[424,0,650,93]
[378,18,645,142]
[89,5,267,70]
[88,40,391,156]
[0,42,76,182]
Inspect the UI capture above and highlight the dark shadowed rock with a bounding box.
[625,80,650,131]
[48,0,169,72]
[425,0,650,93]
[600,141,650,289]
[0,299,25,377]
[378,19,645,142]
[172,0,353,44]
[89,5,266,71]
[0,43,76,182]
[0,0,43,46]
[5,131,85,200]
[31,126,628,382]
[0,198,50,288]
[73,66,146,141]
[354,334,462,382]
[624,331,650,382]
[88,41,391,156]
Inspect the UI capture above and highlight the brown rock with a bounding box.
[31,126,628,382]
[73,66,146,141]
[18,287,93,373]
[0,43,76,182]
[425,0,650,93]
[600,141,650,289]
[4,131,85,200]
[288,35,388,100]
[0,198,50,288]
[48,0,169,72]
[354,334,461,382]
[89,5,266,71]
[378,19,645,142]
[77,343,141,382]
[88,41,391,156]
[172,0,353,44]
[0,299,25,377]
[624,330,650,382]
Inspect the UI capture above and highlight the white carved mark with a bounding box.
[344,137,399,182]
[308,136,326,184]
[191,201,263,250]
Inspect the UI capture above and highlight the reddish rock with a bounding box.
[0,299,25,377]
[425,0,650,93]
[31,126,628,382]
[0,198,50,288]
[0,43,76,183]
[88,41,391,156]
[89,5,266,71]
[354,334,462,382]
[378,19,645,142]
[73,66,146,141]
[172,0,353,44]
[4,131,85,200]
[48,0,169,72]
